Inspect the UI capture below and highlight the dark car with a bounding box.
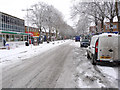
[80,39,90,47]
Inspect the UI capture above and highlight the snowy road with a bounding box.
[2,40,119,88]
[2,41,77,88]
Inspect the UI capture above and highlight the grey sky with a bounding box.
[0,0,73,26]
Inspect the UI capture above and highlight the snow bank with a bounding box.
[97,66,118,79]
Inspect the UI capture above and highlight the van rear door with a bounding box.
[98,35,118,61]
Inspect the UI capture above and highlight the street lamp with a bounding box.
[22,8,33,44]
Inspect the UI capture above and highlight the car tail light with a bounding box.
[108,35,112,37]
[95,40,98,53]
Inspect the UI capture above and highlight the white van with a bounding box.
[87,33,120,65]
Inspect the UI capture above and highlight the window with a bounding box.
[0,34,2,47]
[6,35,10,41]
[113,25,117,29]
[0,22,1,27]
[0,34,2,42]
[10,35,14,41]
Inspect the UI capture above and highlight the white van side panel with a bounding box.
[98,35,118,61]
[90,36,99,54]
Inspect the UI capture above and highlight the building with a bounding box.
[25,26,39,38]
[89,22,119,34]
[89,26,96,34]
[25,26,57,42]
[104,22,118,34]
[0,12,28,47]
[25,26,40,43]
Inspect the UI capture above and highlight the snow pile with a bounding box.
[0,40,69,67]
[97,66,118,80]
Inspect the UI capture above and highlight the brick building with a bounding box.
[89,22,119,34]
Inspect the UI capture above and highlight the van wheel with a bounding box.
[92,55,97,65]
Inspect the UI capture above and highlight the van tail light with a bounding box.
[95,40,98,53]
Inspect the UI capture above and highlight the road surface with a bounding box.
[2,41,77,88]
[2,40,118,88]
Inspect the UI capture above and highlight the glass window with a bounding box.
[113,25,117,29]
[0,22,2,30]
[14,35,19,41]
[6,35,10,42]
[24,36,27,41]
[20,35,23,41]
[0,34,2,47]
[10,35,14,41]
[0,34,2,42]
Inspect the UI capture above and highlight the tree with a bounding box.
[71,2,92,34]
[27,2,75,41]
[76,15,91,35]
[115,0,120,34]
[28,2,49,37]
[71,1,117,33]
[104,2,116,32]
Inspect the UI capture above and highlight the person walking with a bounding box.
[3,38,6,47]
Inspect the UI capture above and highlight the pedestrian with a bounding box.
[3,38,6,47]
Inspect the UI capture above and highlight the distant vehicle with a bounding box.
[80,39,90,47]
[75,36,80,42]
[87,33,120,65]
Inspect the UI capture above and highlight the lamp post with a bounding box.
[22,8,33,44]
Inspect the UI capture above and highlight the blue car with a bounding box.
[75,36,80,42]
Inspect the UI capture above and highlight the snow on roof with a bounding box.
[99,33,118,37]
[92,33,118,38]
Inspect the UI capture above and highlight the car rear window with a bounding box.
[82,39,89,42]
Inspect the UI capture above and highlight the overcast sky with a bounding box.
[0,0,73,26]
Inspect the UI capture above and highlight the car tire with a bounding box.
[80,45,82,47]
[92,54,97,65]
[87,53,90,59]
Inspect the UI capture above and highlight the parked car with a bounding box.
[80,39,90,47]
[87,33,120,65]
[75,36,80,42]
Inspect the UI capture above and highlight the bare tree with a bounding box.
[71,1,117,33]
[115,0,120,34]
[27,2,75,41]
[76,15,90,35]
[104,2,116,32]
